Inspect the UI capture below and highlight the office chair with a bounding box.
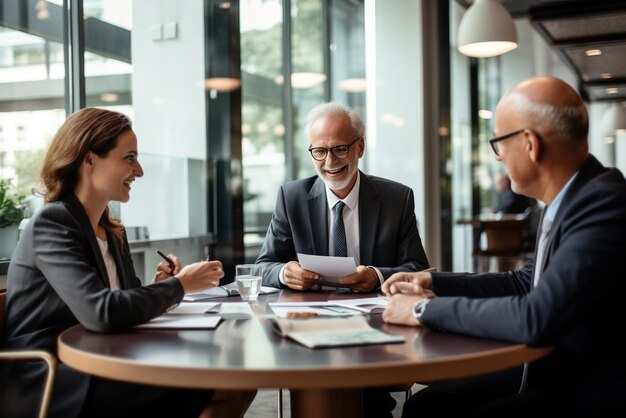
[0,290,57,418]
[472,215,530,272]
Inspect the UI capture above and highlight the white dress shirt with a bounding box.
[279,172,384,287]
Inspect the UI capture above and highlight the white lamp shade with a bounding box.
[337,78,367,93]
[204,77,241,92]
[274,72,327,89]
[603,103,626,137]
[458,0,518,58]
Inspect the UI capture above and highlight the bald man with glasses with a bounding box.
[382,76,626,417]
[257,102,429,294]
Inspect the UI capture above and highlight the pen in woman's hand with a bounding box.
[156,250,176,276]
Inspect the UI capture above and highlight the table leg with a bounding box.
[290,388,362,418]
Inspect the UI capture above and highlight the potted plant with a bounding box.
[0,179,25,259]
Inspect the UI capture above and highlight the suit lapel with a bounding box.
[307,178,329,255]
[66,195,110,288]
[358,172,381,264]
[535,156,606,277]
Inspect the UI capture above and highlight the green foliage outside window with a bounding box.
[0,179,25,228]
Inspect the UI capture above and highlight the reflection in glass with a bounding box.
[240,0,285,258]
[0,4,66,197]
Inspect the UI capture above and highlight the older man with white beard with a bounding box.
[256,102,429,293]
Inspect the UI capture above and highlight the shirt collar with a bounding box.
[545,171,579,222]
[326,171,360,210]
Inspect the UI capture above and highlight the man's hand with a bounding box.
[283,261,321,291]
[382,294,424,326]
[336,265,379,292]
[382,271,434,297]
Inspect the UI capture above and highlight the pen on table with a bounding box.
[156,250,176,276]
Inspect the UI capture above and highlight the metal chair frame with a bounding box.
[0,290,57,418]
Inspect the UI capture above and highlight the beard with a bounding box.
[316,161,358,191]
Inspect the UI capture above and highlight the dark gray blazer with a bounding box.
[423,156,626,414]
[0,194,184,418]
[256,171,429,288]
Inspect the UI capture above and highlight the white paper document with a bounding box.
[135,314,221,329]
[218,302,255,320]
[297,253,357,285]
[272,315,405,348]
[332,296,389,313]
[269,301,364,318]
[183,282,280,302]
[167,302,219,315]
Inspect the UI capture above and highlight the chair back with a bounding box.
[0,290,6,335]
[477,218,528,255]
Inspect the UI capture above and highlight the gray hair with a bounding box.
[511,95,588,142]
[304,102,365,141]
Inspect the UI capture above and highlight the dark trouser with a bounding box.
[402,366,546,418]
[79,376,214,418]
[363,387,397,418]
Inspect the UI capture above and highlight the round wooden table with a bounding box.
[58,291,552,418]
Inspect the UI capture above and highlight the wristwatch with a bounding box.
[412,299,430,321]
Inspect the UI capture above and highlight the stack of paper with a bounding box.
[184,282,280,301]
[272,315,404,348]
[269,301,363,318]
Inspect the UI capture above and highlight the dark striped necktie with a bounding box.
[333,201,347,257]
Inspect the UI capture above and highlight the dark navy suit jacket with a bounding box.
[423,155,626,414]
[0,194,184,418]
[256,171,430,288]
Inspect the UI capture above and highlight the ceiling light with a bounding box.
[606,88,619,94]
[100,93,119,103]
[35,0,49,20]
[457,0,518,58]
[601,73,613,79]
[337,78,367,93]
[274,72,327,89]
[204,77,241,92]
[585,49,602,57]
[478,109,493,119]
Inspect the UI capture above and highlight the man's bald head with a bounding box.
[497,76,588,143]
[494,77,590,205]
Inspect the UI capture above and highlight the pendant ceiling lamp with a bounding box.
[458,0,518,58]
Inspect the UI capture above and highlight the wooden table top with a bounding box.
[58,291,552,390]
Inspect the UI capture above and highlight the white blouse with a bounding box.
[96,236,121,291]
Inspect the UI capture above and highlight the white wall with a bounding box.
[122,0,208,239]
[365,0,436,264]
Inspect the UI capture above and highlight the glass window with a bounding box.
[240,0,366,262]
[291,0,326,181]
[79,0,210,243]
[0,1,66,207]
[240,0,285,255]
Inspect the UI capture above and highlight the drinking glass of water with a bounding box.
[235,264,263,302]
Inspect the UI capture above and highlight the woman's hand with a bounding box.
[176,260,224,294]
[153,253,182,283]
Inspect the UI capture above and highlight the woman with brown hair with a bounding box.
[0,108,255,418]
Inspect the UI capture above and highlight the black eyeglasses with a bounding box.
[308,137,361,161]
[489,129,537,156]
